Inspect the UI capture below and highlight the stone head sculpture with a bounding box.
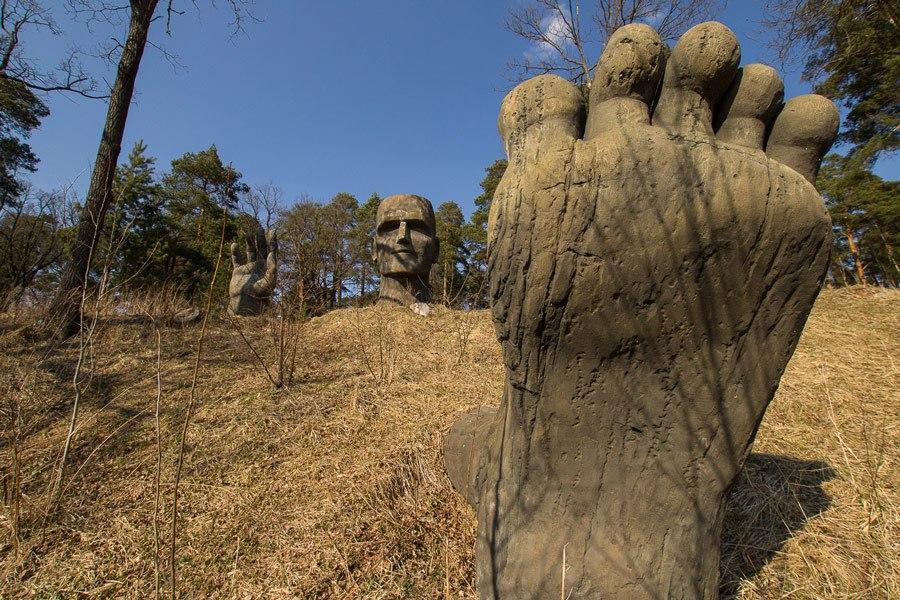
[373,194,439,306]
[443,21,839,599]
[228,227,277,316]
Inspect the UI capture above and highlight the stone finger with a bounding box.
[230,241,246,267]
[498,74,585,166]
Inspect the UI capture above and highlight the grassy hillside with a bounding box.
[0,287,896,598]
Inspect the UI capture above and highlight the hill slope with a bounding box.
[0,287,897,598]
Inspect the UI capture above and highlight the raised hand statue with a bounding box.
[444,21,838,599]
[228,227,277,316]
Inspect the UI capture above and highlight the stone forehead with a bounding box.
[377,194,435,228]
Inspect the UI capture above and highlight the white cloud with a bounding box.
[526,13,573,62]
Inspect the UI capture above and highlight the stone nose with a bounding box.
[397,221,411,243]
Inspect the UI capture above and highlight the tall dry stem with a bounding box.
[353,305,398,388]
[48,195,135,514]
[2,383,23,562]
[453,310,476,367]
[169,210,228,599]
[228,278,309,390]
[152,322,162,600]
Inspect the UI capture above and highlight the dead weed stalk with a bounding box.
[353,304,399,388]
[169,210,227,599]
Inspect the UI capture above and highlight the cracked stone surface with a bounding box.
[229,227,278,316]
[443,21,838,600]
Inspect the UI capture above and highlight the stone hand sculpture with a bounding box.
[229,227,277,316]
[373,194,439,307]
[444,21,838,599]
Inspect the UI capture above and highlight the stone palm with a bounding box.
[229,227,277,316]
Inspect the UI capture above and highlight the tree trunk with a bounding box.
[844,226,866,285]
[44,0,158,337]
[442,260,448,306]
[876,227,898,285]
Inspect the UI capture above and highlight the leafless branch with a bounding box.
[506,0,724,86]
[595,0,725,43]
[244,182,281,229]
[1,0,105,98]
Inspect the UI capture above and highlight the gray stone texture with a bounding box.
[444,21,838,599]
[228,227,278,316]
[374,194,439,307]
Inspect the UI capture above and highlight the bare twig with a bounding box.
[152,321,162,600]
[506,0,723,85]
[1,0,105,98]
[168,207,228,599]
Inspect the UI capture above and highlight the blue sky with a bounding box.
[24,1,898,218]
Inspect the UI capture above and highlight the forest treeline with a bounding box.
[0,141,507,312]
[0,0,897,319]
[0,137,895,316]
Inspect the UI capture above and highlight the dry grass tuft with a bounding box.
[0,288,896,598]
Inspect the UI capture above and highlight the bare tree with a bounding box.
[245,182,282,228]
[507,0,596,86]
[507,0,724,87]
[0,0,102,97]
[45,0,254,337]
[595,0,726,42]
[759,0,849,66]
[0,183,71,310]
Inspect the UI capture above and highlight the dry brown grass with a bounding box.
[0,287,896,599]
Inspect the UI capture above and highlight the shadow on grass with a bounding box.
[720,453,835,598]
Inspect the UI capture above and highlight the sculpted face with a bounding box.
[374,195,437,276]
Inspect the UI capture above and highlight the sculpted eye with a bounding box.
[407,220,428,234]
[377,221,399,235]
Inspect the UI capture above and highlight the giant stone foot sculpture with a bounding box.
[229,227,277,316]
[444,21,838,599]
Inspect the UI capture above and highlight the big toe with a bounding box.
[652,21,741,138]
[498,74,585,164]
[766,94,840,185]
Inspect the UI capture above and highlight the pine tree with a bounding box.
[463,159,507,307]
[764,0,899,162]
[349,192,381,300]
[321,192,357,306]
[159,146,247,298]
[0,78,48,210]
[819,154,899,285]
[106,141,167,288]
[434,201,466,306]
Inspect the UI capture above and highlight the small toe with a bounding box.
[715,63,784,150]
[652,21,741,138]
[443,406,496,507]
[766,94,840,185]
